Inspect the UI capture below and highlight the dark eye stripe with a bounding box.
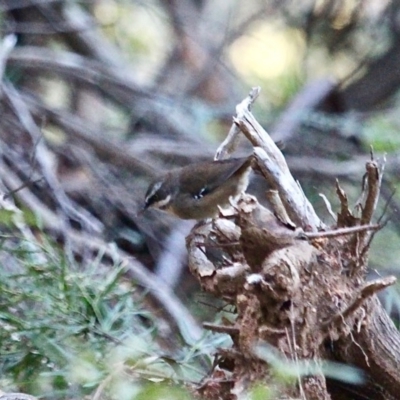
[145,194,158,207]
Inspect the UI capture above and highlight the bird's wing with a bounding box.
[179,157,251,198]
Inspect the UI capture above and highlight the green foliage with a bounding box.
[363,114,400,152]
[247,384,274,400]
[254,343,364,386]
[0,232,199,399]
[135,384,191,400]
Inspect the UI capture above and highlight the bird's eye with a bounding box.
[194,187,208,200]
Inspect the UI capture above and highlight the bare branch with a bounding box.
[271,78,336,143]
[303,224,381,239]
[224,89,323,229]
[215,87,260,160]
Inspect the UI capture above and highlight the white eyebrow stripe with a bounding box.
[145,181,163,203]
[152,194,171,209]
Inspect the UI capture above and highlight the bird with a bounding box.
[142,156,253,220]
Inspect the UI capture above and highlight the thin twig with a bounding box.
[3,177,44,200]
[203,322,239,334]
[302,224,381,239]
[360,160,382,227]
[377,187,396,225]
[319,193,337,223]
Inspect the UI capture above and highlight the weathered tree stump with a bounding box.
[188,88,399,400]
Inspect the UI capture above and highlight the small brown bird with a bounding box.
[142,157,253,219]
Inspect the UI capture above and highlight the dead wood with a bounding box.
[187,89,400,400]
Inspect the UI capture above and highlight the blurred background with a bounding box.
[1,0,400,398]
